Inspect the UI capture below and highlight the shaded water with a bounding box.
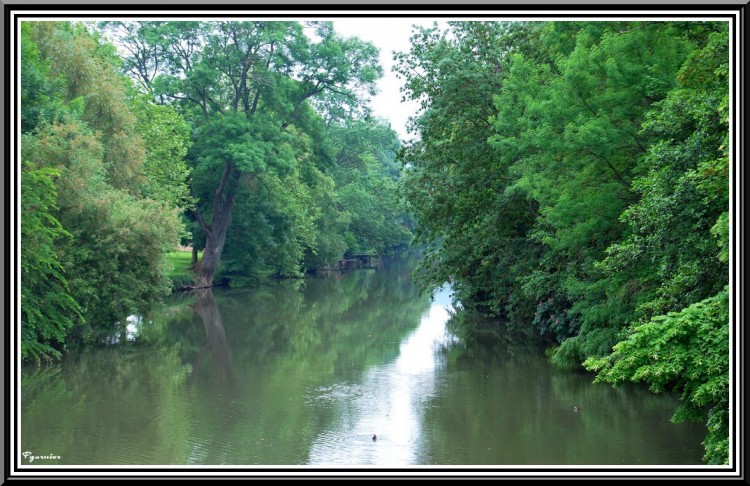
[21,259,705,466]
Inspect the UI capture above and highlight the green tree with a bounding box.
[20,161,82,361]
[20,23,68,133]
[20,22,82,361]
[22,121,182,339]
[600,26,729,322]
[586,25,730,465]
[324,118,412,259]
[395,21,544,325]
[584,290,729,464]
[21,22,184,345]
[397,20,730,464]
[29,21,146,194]
[217,117,331,284]
[397,21,724,362]
[493,22,694,363]
[107,21,382,287]
[130,94,192,209]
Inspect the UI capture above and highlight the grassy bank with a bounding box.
[166,250,200,290]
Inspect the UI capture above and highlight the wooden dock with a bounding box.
[351,253,381,269]
[317,253,381,273]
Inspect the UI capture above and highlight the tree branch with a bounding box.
[192,206,209,233]
[582,147,631,188]
[215,159,234,207]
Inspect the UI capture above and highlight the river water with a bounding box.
[21,259,705,467]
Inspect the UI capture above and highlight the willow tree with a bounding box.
[107,21,381,287]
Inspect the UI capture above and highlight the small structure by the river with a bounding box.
[318,253,381,273]
[349,253,381,269]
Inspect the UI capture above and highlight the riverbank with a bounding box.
[166,250,200,291]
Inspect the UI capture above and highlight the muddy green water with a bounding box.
[21,259,705,466]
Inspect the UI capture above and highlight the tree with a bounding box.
[29,21,146,194]
[585,25,730,464]
[20,161,81,361]
[216,112,331,284]
[21,22,184,345]
[20,22,67,133]
[324,118,412,259]
[22,120,183,339]
[600,26,730,322]
[130,94,192,210]
[20,22,81,361]
[584,289,729,464]
[395,21,545,323]
[397,21,719,361]
[396,20,730,464]
[493,22,694,363]
[107,21,382,287]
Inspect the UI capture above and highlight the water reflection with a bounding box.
[21,260,705,466]
[307,286,457,465]
[190,289,236,385]
[158,262,433,465]
[418,315,706,465]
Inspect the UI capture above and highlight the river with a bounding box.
[21,258,705,467]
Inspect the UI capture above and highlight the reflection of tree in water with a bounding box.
[160,260,430,373]
[21,345,192,464]
[190,289,236,386]
[445,310,541,360]
[152,260,434,464]
[178,259,432,374]
[417,308,704,465]
[22,260,435,465]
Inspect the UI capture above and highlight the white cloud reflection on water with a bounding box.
[307,286,457,466]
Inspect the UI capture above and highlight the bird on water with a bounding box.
[573,405,580,412]
[372,434,377,442]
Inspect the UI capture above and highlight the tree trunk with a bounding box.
[191,246,199,268]
[192,159,237,288]
[195,236,222,288]
[194,206,233,288]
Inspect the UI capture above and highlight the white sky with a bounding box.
[332,19,442,142]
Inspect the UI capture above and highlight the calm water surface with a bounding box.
[21,259,705,466]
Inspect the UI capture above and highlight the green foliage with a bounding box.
[20,23,68,132]
[220,161,323,283]
[20,22,186,354]
[396,21,541,320]
[584,290,729,464]
[601,26,729,322]
[323,118,413,260]
[297,21,383,121]
[495,21,694,358]
[20,22,82,361]
[20,19,410,358]
[20,161,82,361]
[22,122,182,341]
[27,21,147,194]
[397,20,730,464]
[130,95,192,209]
[105,20,402,286]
